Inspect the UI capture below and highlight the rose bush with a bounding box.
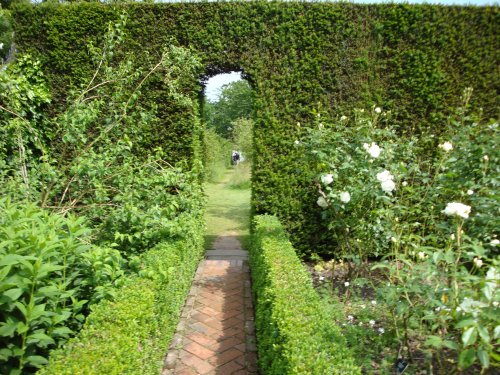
[299,92,499,372]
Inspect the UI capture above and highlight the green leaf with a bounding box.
[424,335,443,348]
[482,284,493,301]
[0,321,17,337]
[3,288,24,301]
[443,340,459,350]
[0,348,12,361]
[462,327,477,347]
[455,319,475,329]
[52,326,73,338]
[0,254,24,267]
[27,332,55,346]
[494,325,500,340]
[477,348,490,368]
[14,302,28,318]
[25,355,48,367]
[0,265,12,280]
[477,326,490,344]
[458,348,476,370]
[16,321,29,335]
[36,263,64,279]
[30,304,47,321]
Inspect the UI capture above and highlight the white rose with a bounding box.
[442,202,471,219]
[376,170,393,182]
[365,142,382,158]
[321,174,333,185]
[339,191,351,203]
[381,179,396,193]
[438,141,453,152]
[317,196,328,209]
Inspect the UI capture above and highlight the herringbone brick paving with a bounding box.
[162,236,257,375]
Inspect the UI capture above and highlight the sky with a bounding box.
[204,72,243,102]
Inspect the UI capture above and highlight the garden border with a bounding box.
[250,214,361,374]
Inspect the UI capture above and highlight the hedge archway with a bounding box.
[13,2,499,253]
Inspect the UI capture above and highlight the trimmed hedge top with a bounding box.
[12,2,499,255]
[250,214,361,374]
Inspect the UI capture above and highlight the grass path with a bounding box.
[204,167,251,249]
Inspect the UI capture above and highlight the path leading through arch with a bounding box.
[162,169,257,375]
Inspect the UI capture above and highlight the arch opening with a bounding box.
[200,70,254,189]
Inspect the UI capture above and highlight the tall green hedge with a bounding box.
[12,2,499,255]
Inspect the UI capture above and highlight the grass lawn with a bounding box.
[204,165,251,249]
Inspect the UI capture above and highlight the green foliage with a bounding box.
[1,15,205,373]
[11,1,499,257]
[203,79,254,138]
[0,7,13,62]
[1,16,203,256]
[202,127,232,183]
[300,95,499,371]
[0,198,124,374]
[231,117,253,164]
[38,212,205,375]
[250,215,361,375]
[228,162,251,190]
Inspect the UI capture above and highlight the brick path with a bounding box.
[162,236,258,375]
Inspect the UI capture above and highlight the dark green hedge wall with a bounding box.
[13,2,499,255]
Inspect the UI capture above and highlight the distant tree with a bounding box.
[231,117,253,163]
[0,7,12,62]
[203,79,253,138]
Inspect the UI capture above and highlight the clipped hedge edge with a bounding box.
[250,215,361,375]
[38,213,205,375]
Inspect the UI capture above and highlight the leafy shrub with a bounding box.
[1,15,205,374]
[0,198,124,374]
[0,7,12,62]
[202,127,232,183]
[11,2,499,258]
[1,15,203,258]
[38,210,205,375]
[250,215,361,375]
[300,93,499,372]
[231,117,253,164]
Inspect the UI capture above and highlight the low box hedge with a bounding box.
[38,212,205,375]
[250,215,361,375]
